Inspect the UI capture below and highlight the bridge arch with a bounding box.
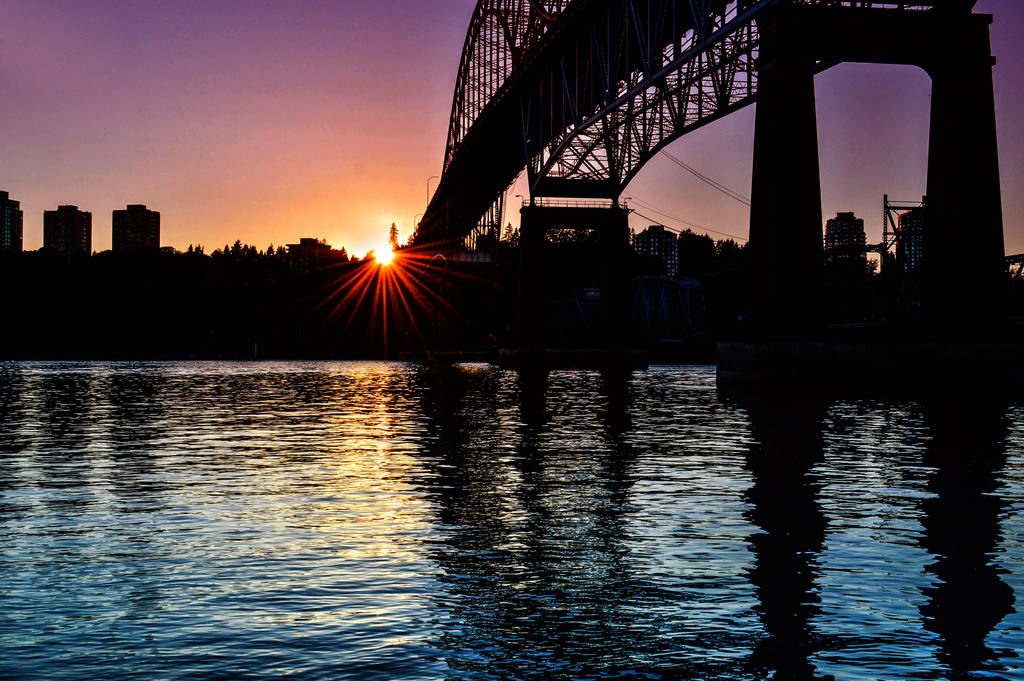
[444,0,570,174]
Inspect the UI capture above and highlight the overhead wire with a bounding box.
[659,150,751,206]
[629,197,748,242]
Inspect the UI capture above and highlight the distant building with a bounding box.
[287,238,342,272]
[633,224,678,278]
[112,204,160,252]
[43,205,92,256]
[1,191,23,253]
[824,212,866,265]
[897,207,926,273]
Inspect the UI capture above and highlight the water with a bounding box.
[0,362,1021,680]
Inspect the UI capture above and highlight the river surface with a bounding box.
[0,361,1022,680]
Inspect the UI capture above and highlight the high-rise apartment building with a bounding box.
[43,205,92,256]
[112,204,160,252]
[824,212,866,265]
[897,207,926,273]
[633,224,678,278]
[1,191,23,253]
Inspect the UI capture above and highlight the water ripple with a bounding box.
[0,361,1021,680]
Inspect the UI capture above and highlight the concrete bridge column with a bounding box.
[924,17,1005,327]
[516,205,547,348]
[599,207,632,349]
[748,11,824,331]
[515,203,632,348]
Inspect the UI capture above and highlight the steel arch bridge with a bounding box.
[415,0,963,250]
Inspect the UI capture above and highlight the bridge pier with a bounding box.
[516,203,631,350]
[516,205,546,348]
[748,5,1005,331]
[925,46,1005,327]
[748,42,824,330]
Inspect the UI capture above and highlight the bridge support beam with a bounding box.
[925,46,1005,328]
[748,5,1005,331]
[517,206,546,348]
[600,213,632,349]
[516,204,631,349]
[748,32,823,330]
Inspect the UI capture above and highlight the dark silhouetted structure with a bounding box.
[880,195,928,275]
[897,206,927,273]
[1,191,23,253]
[286,238,341,273]
[517,201,630,349]
[633,225,678,278]
[112,204,160,253]
[824,212,866,266]
[415,1,1003,344]
[43,205,91,256]
[749,3,1003,328]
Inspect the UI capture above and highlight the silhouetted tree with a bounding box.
[388,223,399,249]
[677,229,716,279]
[716,238,746,270]
[502,221,520,248]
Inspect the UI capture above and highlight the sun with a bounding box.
[374,246,395,266]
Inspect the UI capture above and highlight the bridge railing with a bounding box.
[520,197,620,209]
[792,1,941,8]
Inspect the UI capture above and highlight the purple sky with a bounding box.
[2,0,1022,257]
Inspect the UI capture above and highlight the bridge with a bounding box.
[415,0,1004,343]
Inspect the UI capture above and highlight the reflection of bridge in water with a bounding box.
[413,365,1019,678]
[415,0,1005,348]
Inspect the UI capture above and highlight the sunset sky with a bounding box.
[2,0,1022,257]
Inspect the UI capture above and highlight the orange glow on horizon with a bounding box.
[311,244,493,358]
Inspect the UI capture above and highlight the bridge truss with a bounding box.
[417,0,950,249]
